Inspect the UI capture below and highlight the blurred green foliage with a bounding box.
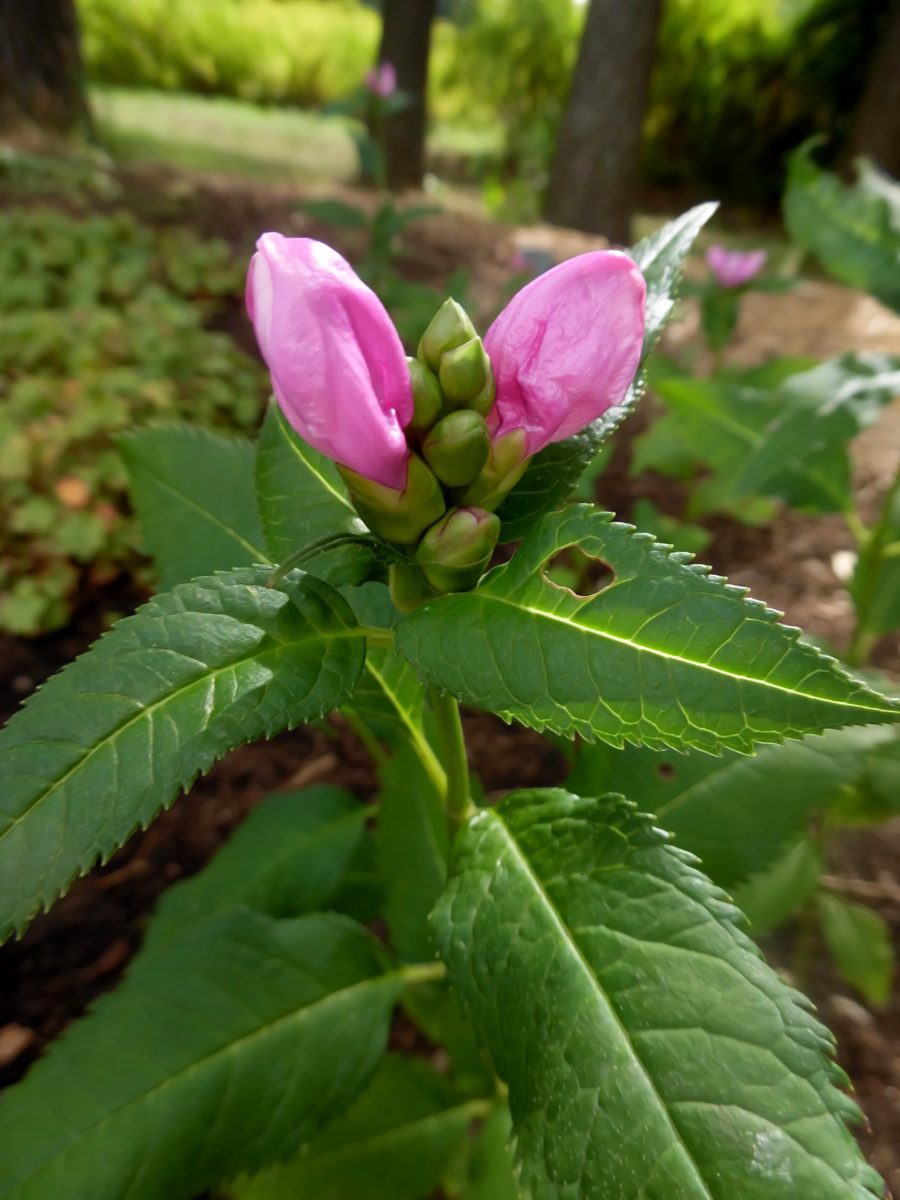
[0,208,266,635]
[81,0,380,107]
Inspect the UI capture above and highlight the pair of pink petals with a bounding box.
[246,233,647,492]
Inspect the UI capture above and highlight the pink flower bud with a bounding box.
[706,245,767,289]
[246,233,413,491]
[484,251,646,458]
[364,61,397,99]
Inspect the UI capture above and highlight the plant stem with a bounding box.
[399,961,446,986]
[429,686,473,839]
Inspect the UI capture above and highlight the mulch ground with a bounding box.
[2,163,900,1194]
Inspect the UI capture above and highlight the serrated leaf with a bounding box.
[143,786,370,953]
[432,789,882,1200]
[566,726,898,887]
[119,425,270,590]
[255,402,371,580]
[0,566,366,942]
[735,354,900,503]
[651,368,856,514]
[732,836,824,935]
[0,911,404,1200]
[395,506,900,753]
[819,893,895,1007]
[230,1054,483,1200]
[784,142,900,313]
[378,739,448,963]
[495,204,717,541]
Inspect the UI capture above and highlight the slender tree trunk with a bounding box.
[543,0,662,244]
[843,0,900,177]
[0,0,91,134]
[377,0,437,190]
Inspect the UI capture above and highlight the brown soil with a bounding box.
[2,164,900,1194]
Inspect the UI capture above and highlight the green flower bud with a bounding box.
[406,356,444,433]
[388,561,438,613]
[453,429,530,512]
[422,409,490,488]
[417,298,476,372]
[415,506,500,594]
[438,336,495,416]
[337,454,445,545]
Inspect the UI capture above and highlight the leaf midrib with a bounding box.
[268,414,357,515]
[5,966,399,1191]
[362,658,446,795]
[135,465,271,565]
[0,621,364,847]
[478,590,896,716]
[489,809,715,1200]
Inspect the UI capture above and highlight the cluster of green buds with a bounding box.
[339,299,515,608]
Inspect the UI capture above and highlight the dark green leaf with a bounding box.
[433,789,881,1199]
[396,506,900,753]
[300,198,369,228]
[784,142,900,313]
[143,786,370,952]
[854,468,900,636]
[119,425,270,589]
[378,740,448,963]
[495,204,717,541]
[230,1054,484,1200]
[402,980,494,1098]
[0,567,366,941]
[0,911,404,1200]
[255,403,369,576]
[566,726,897,887]
[819,893,895,1007]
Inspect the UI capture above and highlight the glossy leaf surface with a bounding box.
[119,425,270,588]
[143,786,370,952]
[0,567,365,941]
[396,506,900,753]
[0,912,403,1200]
[432,789,882,1199]
[231,1055,482,1200]
[496,204,717,540]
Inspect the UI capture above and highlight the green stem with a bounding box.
[399,961,446,987]
[429,686,474,839]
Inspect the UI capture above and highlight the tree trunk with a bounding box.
[0,0,91,134]
[543,0,662,244]
[377,0,437,190]
[843,0,900,177]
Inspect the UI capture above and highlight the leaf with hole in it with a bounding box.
[432,789,882,1200]
[819,893,895,1008]
[142,786,370,953]
[377,739,448,964]
[255,402,379,585]
[0,912,403,1200]
[495,204,717,541]
[395,506,900,753]
[231,1054,484,1200]
[783,142,900,313]
[566,726,898,887]
[119,425,270,590]
[0,567,366,943]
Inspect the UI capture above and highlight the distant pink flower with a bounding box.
[246,233,413,491]
[364,62,397,99]
[484,251,646,457]
[706,245,767,289]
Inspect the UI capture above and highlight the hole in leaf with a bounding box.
[656,762,676,781]
[541,545,615,600]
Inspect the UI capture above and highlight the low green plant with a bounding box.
[0,203,896,1200]
[0,207,266,635]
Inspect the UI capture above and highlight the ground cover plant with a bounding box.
[1,200,899,1199]
[0,206,266,636]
